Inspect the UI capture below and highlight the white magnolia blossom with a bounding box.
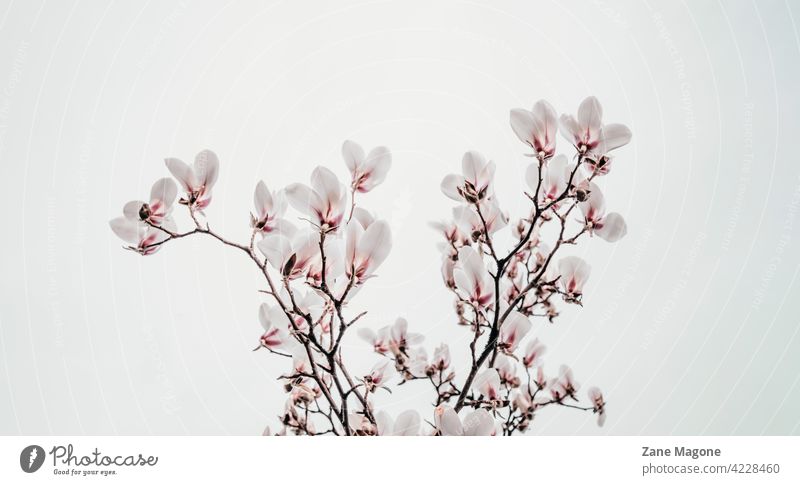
[499,311,532,353]
[453,246,494,308]
[510,99,558,160]
[286,166,348,229]
[376,410,422,436]
[165,149,219,210]
[342,140,392,193]
[558,256,592,299]
[252,181,294,236]
[111,96,631,436]
[441,151,496,203]
[434,405,496,436]
[345,219,392,281]
[578,183,628,242]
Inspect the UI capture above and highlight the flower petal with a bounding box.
[596,212,627,242]
[194,149,219,189]
[341,139,365,175]
[392,410,420,436]
[164,157,196,191]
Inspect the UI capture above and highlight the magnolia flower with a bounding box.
[258,231,320,280]
[252,181,293,236]
[559,96,604,155]
[499,311,531,353]
[441,151,496,203]
[510,99,558,160]
[286,166,348,229]
[358,326,391,354]
[430,220,468,247]
[512,386,534,412]
[578,183,627,242]
[441,256,456,289]
[365,361,394,389]
[434,405,495,436]
[453,246,494,308]
[375,409,421,436]
[289,342,311,374]
[342,140,392,193]
[453,199,508,239]
[109,215,175,255]
[526,154,568,206]
[584,122,632,175]
[494,354,518,386]
[534,366,547,390]
[430,344,451,371]
[522,338,546,368]
[122,178,177,226]
[558,256,591,300]
[258,303,288,349]
[165,149,219,210]
[550,365,579,401]
[588,386,607,427]
[560,96,631,162]
[405,347,429,376]
[473,369,501,400]
[388,317,423,352]
[345,220,392,281]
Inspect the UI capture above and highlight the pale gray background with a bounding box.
[1,0,799,435]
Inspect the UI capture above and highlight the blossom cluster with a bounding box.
[110,96,630,435]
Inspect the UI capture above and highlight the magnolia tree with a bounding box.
[110,96,630,436]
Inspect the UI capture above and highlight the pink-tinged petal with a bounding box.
[194,149,219,189]
[254,180,274,218]
[393,410,420,436]
[375,411,393,436]
[164,157,196,191]
[150,178,177,210]
[357,328,377,344]
[122,200,145,220]
[342,140,365,175]
[285,182,324,220]
[351,207,375,229]
[109,217,142,244]
[473,369,501,400]
[578,183,606,223]
[257,234,292,271]
[267,218,298,238]
[559,114,580,145]
[532,99,558,146]
[463,409,495,436]
[356,220,392,277]
[558,256,591,295]
[357,146,391,192]
[523,338,546,367]
[500,311,531,352]
[598,123,631,153]
[577,96,603,135]
[434,405,463,436]
[595,212,627,242]
[454,246,493,307]
[310,166,342,209]
[510,108,537,147]
[461,150,487,185]
[258,303,273,331]
[440,173,464,201]
[345,221,364,275]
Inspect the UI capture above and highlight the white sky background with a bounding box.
[1,0,799,435]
